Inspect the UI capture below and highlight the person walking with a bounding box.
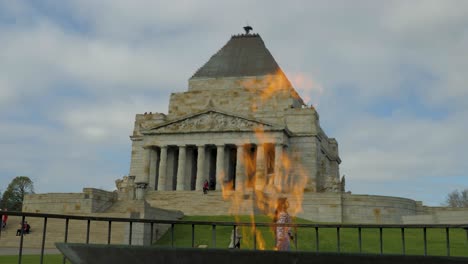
[228,226,242,249]
[275,197,293,251]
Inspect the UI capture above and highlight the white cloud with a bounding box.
[0,120,127,193]
[0,19,190,110]
[1,1,467,206]
[384,1,468,32]
[58,96,166,143]
[335,108,468,183]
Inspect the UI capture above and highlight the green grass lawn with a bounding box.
[155,215,468,257]
[0,254,69,264]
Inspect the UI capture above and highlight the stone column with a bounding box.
[142,147,151,184]
[128,175,136,200]
[235,144,245,191]
[215,145,225,190]
[195,145,205,191]
[176,145,187,190]
[148,148,159,190]
[157,146,168,191]
[135,182,148,200]
[274,143,283,189]
[255,144,266,189]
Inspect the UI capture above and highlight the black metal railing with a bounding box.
[1,211,468,264]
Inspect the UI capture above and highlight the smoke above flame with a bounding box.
[289,71,324,107]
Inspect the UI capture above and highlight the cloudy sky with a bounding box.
[1,0,467,206]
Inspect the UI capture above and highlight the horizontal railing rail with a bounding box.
[1,211,468,264]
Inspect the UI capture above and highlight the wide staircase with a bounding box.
[104,200,147,214]
[145,190,236,215]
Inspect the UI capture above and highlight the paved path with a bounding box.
[0,247,61,255]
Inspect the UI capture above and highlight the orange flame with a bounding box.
[220,70,320,250]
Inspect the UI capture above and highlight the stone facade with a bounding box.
[128,33,341,196]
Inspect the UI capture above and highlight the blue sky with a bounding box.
[1,0,467,206]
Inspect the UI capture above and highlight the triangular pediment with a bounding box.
[142,110,280,134]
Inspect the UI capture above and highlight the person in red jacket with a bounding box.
[203,179,209,194]
[1,209,7,229]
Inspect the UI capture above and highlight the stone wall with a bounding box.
[186,74,303,114]
[129,138,146,184]
[403,208,468,224]
[22,188,468,225]
[122,200,184,245]
[144,191,466,224]
[342,194,418,224]
[284,107,318,134]
[23,188,117,214]
[297,193,343,223]
[288,136,318,192]
[168,88,296,121]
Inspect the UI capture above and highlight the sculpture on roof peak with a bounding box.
[243,25,253,34]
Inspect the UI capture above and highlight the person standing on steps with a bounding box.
[203,179,209,194]
[1,209,7,229]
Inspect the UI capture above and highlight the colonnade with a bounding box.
[143,143,286,191]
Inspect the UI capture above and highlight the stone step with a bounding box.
[144,190,260,215]
[103,200,149,214]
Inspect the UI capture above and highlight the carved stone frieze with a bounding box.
[150,112,271,133]
[140,121,163,130]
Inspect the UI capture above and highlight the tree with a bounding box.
[1,176,35,211]
[445,189,468,208]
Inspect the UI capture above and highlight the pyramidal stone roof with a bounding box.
[191,33,285,79]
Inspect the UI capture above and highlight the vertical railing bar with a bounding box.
[423,227,427,256]
[86,219,90,244]
[253,225,257,250]
[18,215,26,264]
[107,221,112,245]
[358,227,362,253]
[0,213,3,238]
[129,221,133,245]
[232,225,237,249]
[401,227,406,256]
[294,227,298,251]
[171,223,175,248]
[40,217,48,264]
[379,227,383,255]
[446,227,450,257]
[212,224,216,248]
[191,224,195,248]
[150,222,154,245]
[337,227,340,253]
[463,227,468,253]
[62,218,69,264]
[315,226,319,253]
